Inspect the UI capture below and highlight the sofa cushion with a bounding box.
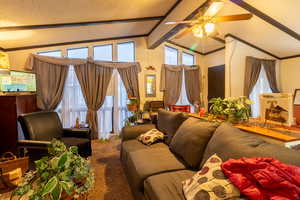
[200,123,300,168]
[157,109,188,144]
[137,129,165,145]
[126,147,186,193]
[170,118,219,169]
[121,139,167,163]
[144,170,195,200]
[183,154,240,200]
[121,124,156,141]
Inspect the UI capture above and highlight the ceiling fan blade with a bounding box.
[204,0,225,17]
[165,20,196,25]
[174,27,192,39]
[213,14,253,22]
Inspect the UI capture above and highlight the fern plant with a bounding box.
[11,139,94,200]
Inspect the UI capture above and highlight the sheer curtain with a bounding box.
[249,65,272,117]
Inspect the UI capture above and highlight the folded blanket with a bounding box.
[221,157,300,200]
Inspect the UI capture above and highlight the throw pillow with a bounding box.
[137,129,165,145]
[169,117,219,169]
[182,154,240,200]
[157,109,188,144]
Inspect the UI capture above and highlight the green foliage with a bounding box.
[209,96,252,123]
[12,139,94,200]
[128,98,138,105]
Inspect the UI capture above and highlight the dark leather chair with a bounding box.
[17,111,92,160]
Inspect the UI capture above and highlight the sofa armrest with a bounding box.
[121,124,156,141]
[63,128,91,139]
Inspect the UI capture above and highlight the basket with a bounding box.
[0,152,29,189]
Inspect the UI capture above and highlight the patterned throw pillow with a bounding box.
[182,154,241,200]
[137,129,165,145]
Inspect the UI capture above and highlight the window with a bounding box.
[94,44,113,61]
[165,46,178,65]
[37,50,61,57]
[249,66,272,117]
[182,52,195,66]
[117,42,135,62]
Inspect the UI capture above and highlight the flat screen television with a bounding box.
[0,70,36,92]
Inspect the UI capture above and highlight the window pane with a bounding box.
[67,47,88,59]
[165,46,178,65]
[117,42,135,62]
[94,44,112,61]
[182,52,195,65]
[38,50,61,57]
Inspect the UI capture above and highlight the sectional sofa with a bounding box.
[120,109,300,200]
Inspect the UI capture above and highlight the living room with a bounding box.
[0,0,300,199]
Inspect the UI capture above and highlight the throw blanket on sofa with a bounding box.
[221,157,300,200]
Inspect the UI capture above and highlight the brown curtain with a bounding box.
[74,63,113,139]
[160,64,183,106]
[244,56,262,97]
[184,65,201,105]
[34,59,69,110]
[262,59,280,93]
[117,64,140,100]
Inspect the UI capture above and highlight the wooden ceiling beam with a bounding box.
[0,16,163,32]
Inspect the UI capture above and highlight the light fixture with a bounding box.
[0,51,10,71]
[192,25,204,38]
[204,23,215,34]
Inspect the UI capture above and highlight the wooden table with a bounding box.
[189,113,300,145]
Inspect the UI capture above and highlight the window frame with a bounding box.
[67,47,89,58]
[93,43,113,61]
[182,51,195,65]
[37,50,62,56]
[164,45,179,65]
[117,41,136,62]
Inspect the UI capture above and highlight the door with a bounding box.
[208,65,225,107]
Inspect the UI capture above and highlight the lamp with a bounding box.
[0,51,10,70]
[204,23,215,34]
[192,25,204,38]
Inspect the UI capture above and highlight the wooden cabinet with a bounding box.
[0,94,38,154]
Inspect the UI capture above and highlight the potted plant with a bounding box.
[127,97,138,112]
[11,139,94,200]
[209,96,252,123]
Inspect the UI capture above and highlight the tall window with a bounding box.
[249,66,272,117]
[164,46,195,109]
[37,50,61,57]
[94,44,112,61]
[165,46,178,65]
[118,42,135,62]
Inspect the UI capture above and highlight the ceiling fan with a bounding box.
[165,0,253,39]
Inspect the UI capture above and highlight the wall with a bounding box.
[6,36,202,107]
[280,57,300,94]
[225,36,281,98]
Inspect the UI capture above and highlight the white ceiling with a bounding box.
[0,0,176,49]
[170,0,300,57]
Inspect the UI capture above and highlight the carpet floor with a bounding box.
[0,138,134,200]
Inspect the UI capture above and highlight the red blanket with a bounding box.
[221,157,300,200]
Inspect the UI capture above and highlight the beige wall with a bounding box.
[225,36,281,98]
[280,57,300,94]
[6,37,202,107]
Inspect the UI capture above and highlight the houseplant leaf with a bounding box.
[51,184,62,200]
[58,153,69,168]
[60,180,74,195]
[42,176,59,196]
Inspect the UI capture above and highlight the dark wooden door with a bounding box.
[208,65,225,105]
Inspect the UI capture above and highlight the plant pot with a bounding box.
[127,104,137,111]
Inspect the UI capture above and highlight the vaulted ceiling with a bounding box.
[0,0,299,59]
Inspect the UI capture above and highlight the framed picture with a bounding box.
[293,89,300,105]
[145,74,156,97]
[260,93,293,126]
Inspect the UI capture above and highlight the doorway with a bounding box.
[208,65,225,107]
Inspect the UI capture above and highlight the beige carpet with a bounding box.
[0,138,134,200]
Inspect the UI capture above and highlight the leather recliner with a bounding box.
[18,111,92,161]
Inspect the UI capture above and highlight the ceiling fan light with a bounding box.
[192,25,204,38]
[204,23,215,34]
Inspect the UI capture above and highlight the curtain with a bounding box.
[74,63,113,139]
[184,65,201,105]
[262,59,280,93]
[244,56,262,97]
[160,64,183,106]
[117,65,140,100]
[34,59,69,110]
